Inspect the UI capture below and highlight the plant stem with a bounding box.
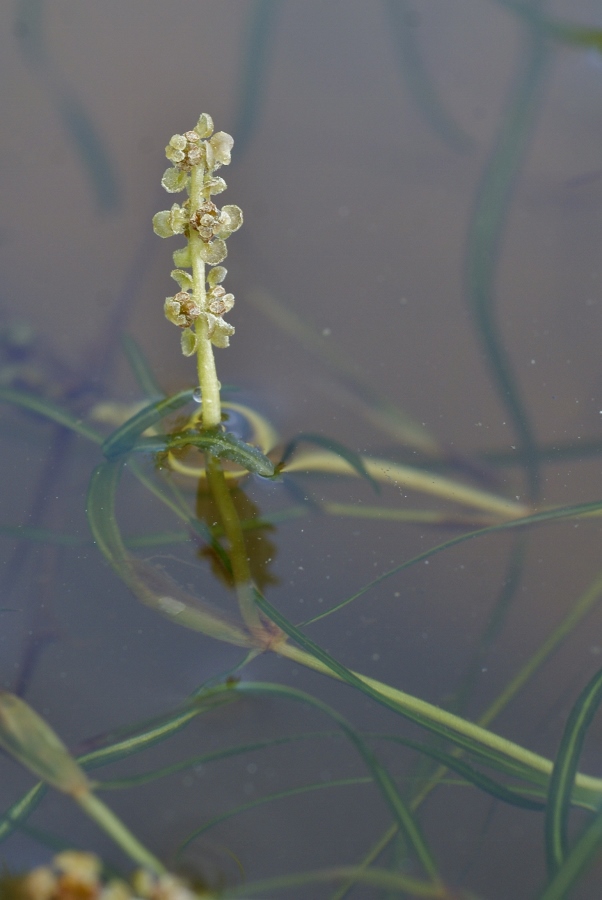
[74,789,165,874]
[189,165,220,429]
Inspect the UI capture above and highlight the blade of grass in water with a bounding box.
[383,0,473,152]
[254,591,602,804]
[86,459,252,646]
[545,665,602,877]
[183,681,442,884]
[539,806,602,900]
[0,783,47,843]
[300,498,602,626]
[283,448,529,519]
[120,334,163,399]
[465,6,549,500]
[14,0,120,213]
[232,0,280,155]
[222,866,457,899]
[280,433,380,493]
[0,386,103,444]
[248,287,439,453]
[101,389,194,458]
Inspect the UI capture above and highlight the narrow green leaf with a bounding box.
[301,498,602,625]
[0,525,84,546]
[539,806,602,899]
[120,334,163,398]
[101,388,194,458]
[384,0,473,153]
[545,665,602,875]
[0,386,102,444]
[377,734,543,812]
[180,778,371,845]
[253,591,572,793]
[465,16,549,499]
[189,680,441,883]
[86,460,251,647]
[0,783,47,844]
[100,733,335,790]
[280,432,379,492]
[223,865,453,898]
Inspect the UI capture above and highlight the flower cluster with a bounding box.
[152,114,242,354]
[19,852,213,900]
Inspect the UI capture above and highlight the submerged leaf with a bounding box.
[0,693,90,795]
[102,389,194,458]
[280,432,380,493]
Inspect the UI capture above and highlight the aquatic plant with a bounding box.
[4,5,602,891]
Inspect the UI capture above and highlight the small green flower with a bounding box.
[205,312,235,348]
[207,285,235,317]
[164,292,200,328]
[152,203,188,238]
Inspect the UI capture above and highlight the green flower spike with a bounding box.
[152,114,243,428]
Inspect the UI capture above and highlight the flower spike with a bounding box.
[153,114,243,427]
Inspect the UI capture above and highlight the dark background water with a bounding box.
[1,1,602,897]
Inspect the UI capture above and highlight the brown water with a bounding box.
[1,1,602,897]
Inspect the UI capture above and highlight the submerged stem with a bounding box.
[74,790,165,875]
[205,454,263,637]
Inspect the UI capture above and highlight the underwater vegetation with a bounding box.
[3,1,602,898]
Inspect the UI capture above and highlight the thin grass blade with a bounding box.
[280,432,380,493]
[191,680,441,883]
[101,389,194,458]
[0,386,102,443]
[545,665,602,875]
[120,334,163,398]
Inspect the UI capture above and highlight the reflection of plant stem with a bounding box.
[205,454,263,637]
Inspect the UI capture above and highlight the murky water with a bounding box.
[1,1,602,897]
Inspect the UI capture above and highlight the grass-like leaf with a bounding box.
[383,0,473,153]
[280,432,380,493]
[86,460,252,646]
[135,429,275,477]
[120,334,163,398]
[0,783,47,844]
[184,680,442,883]
[301,498,602,625]
[539,805,602,900]
[0,386,102,444]
[465,12,549,500]
[101,389,194,458]
[254,590,602,806]
[222,865,462,898]
[545,665,602,876]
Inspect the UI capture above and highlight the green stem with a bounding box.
[74,790,165,874]
[189,165,221,429]
[205,454,263,636]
